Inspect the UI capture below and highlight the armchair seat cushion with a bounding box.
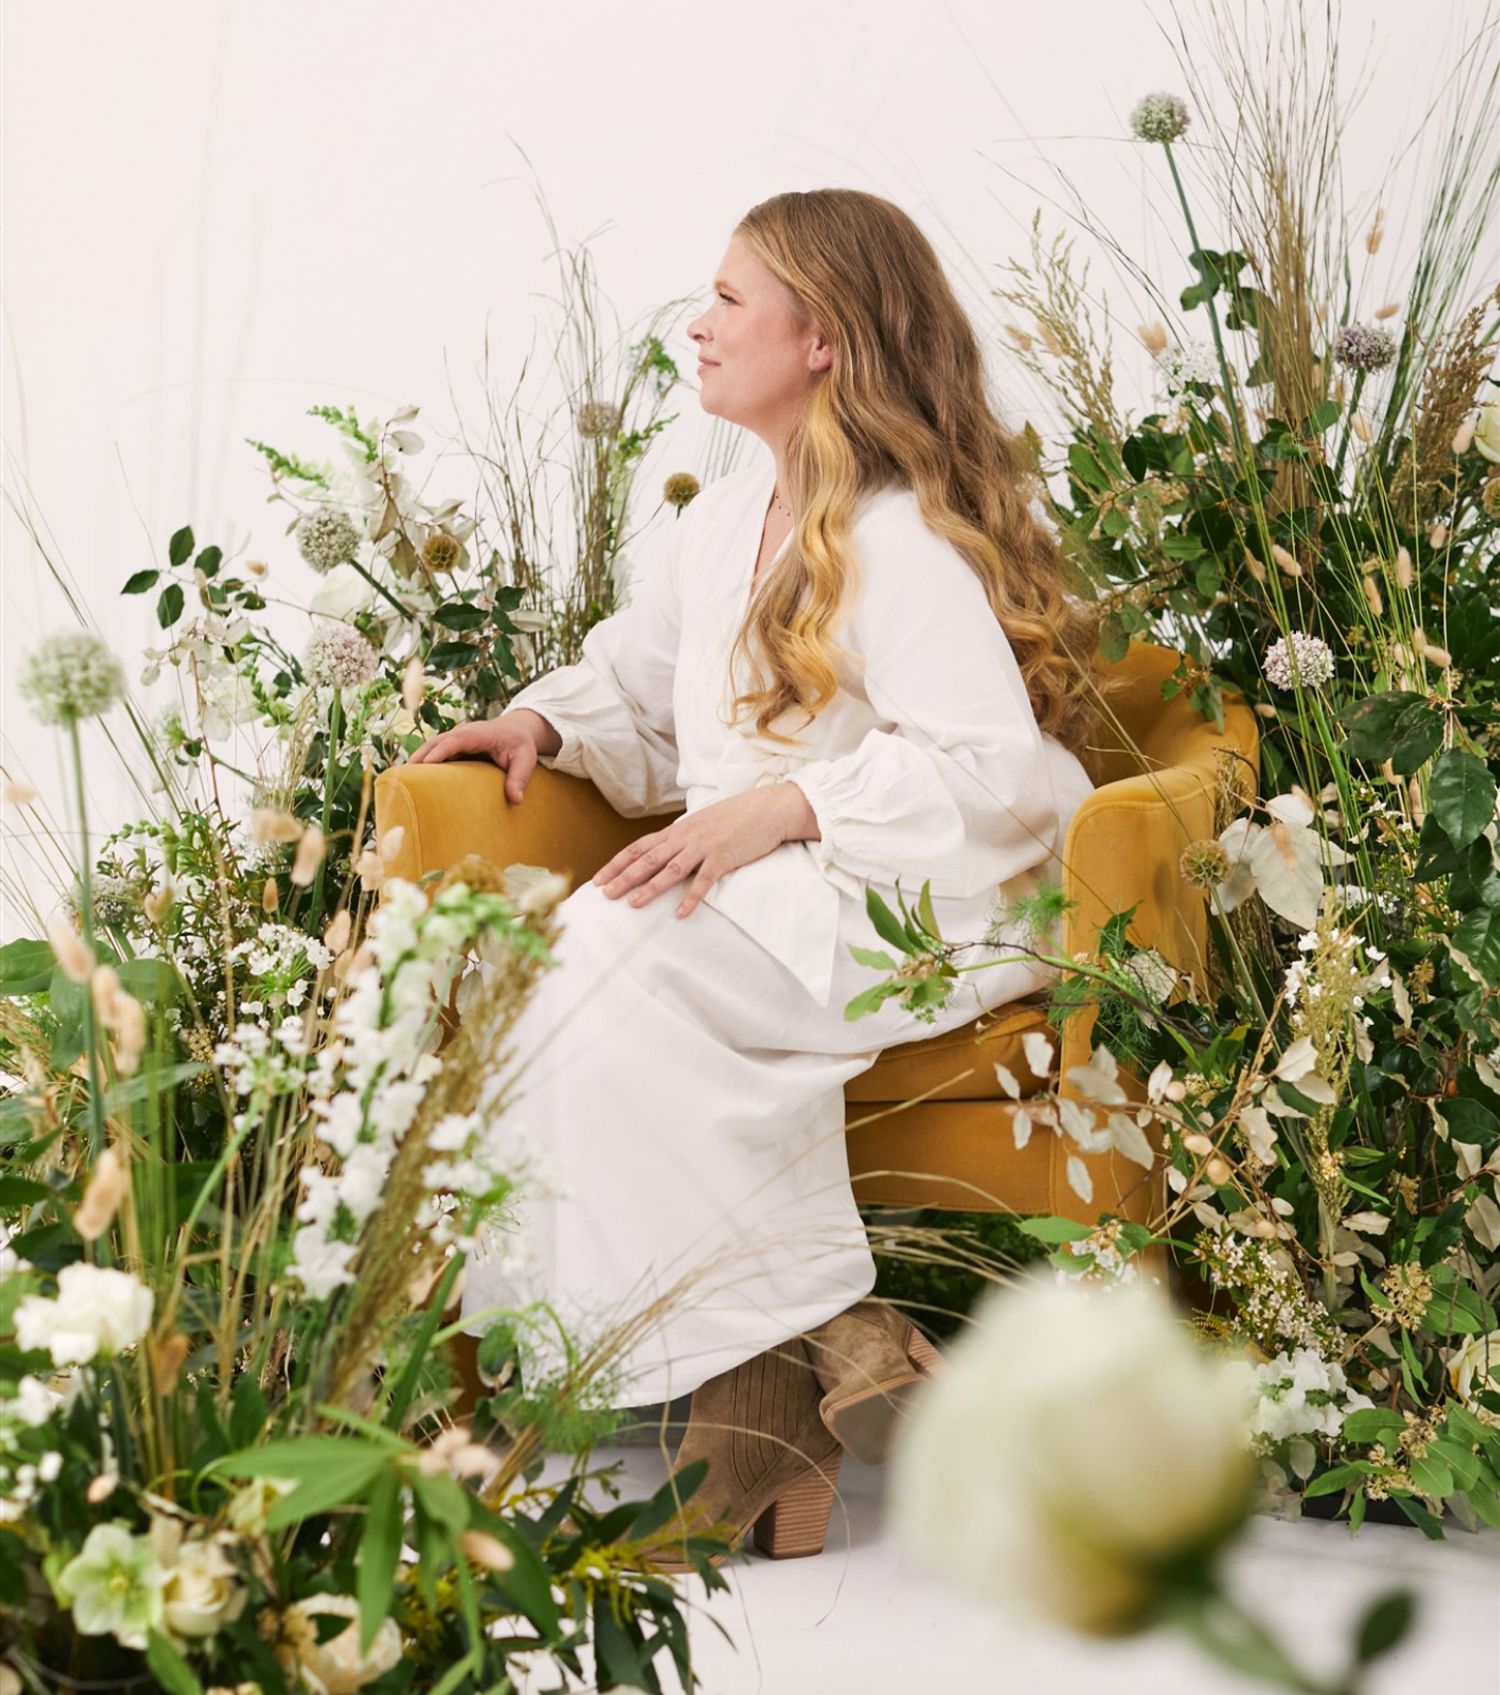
[843,995,1054,1103]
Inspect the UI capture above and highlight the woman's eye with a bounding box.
[717,291,733,302]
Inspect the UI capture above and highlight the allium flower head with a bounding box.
[1331,323,1396,375]
[576,400,623,440]
[1180,838,1232,890]
[1263,631,1335,691]
[21,630,125,725]
[305,624,381,689]
[296,505,362,575]
[1129,92,1190,144]
[663,472,701,510]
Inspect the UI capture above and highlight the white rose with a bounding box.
[13,1263,153,1366]
[887,1276,1254,1636]
[157,1529,246,1641]
[309,562,378,622]
[1473,399,1500,465]
[1446,1328,1500,1406]
[276,1594,403,1694]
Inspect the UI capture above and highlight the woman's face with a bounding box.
[687,231,830,437]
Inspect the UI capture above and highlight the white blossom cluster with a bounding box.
[287,878,529,1300]
[229,923,332,1016]
[1155,340,1220,393]
[1221,1345,1374,1469]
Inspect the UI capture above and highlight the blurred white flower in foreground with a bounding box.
[887,1276,1254,1636]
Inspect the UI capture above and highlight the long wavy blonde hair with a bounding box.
[724,188,1102,757]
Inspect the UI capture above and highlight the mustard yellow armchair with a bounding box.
[375,640,1258,1234]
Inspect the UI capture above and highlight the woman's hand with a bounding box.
[407,710,557,806]
[591,782,820,919]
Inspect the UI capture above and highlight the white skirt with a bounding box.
[461,854,1052,1407]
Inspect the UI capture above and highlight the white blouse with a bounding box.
[503,455,1096,1008]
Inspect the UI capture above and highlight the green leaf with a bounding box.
[1303,1462,1368,1499]
[1390,1492,1446,1539]
[122,569,159,594]
[194,545,222,578]
[1067,442,1110,493]
[433,602,487,631]
[146,1629,202,1695]
[219,1438,388,1525]
[865,888,915,955]
[0,1174,56,1207]
[842,982,905,1021]
[1452,906,1500,983]
[1308,399,1343,432]
[1353,1590,1416,1664]
[427,641,478,670]
[157,583,186,629]
[0,938,56,994]
[915,880,941,940]
[115,958,181,1005]
[168,526,195,567]
[357,1470,404,1653]
[847,946,898,972]
[1339,691,1425,763]
[1429,751,1497,850]
[1018,1216,1095,1244]
[1098,610,1131,663]
[1407,1454,1454,1498]
[1342,1407,1405,1445]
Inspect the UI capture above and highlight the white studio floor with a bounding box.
[505,1417,1500,1695]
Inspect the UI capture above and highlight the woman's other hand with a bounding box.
[590,781,820,919]
[407,709,561,805]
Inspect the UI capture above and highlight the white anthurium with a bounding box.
[308,563,377,622]
[1214,793,1349,929]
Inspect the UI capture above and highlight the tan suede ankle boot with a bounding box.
[631,1333,843,1573]
[801,1297,944,1465]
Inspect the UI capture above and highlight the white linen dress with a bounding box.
[461,455,1095,1407]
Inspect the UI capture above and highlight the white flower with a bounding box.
[153,1521,247,1642]
[1446,1328,1500,1408]
[1263,632,1335,691]
[54,1522,165,1650]
[1221,1346,1371,1448]
[309,562,378,622]
[1122,947,1178,1007]
[1473,399,1500,464]
[1214,793,1349,930]
[13,1263,153,1366]
[1155,340,1219,392]
[1129,91,1190,143]
[887,1277,1254,1636]
[20,631,125,725]
[296,505,363,574]
[275,1594,403,1693]
[305,624,381,689]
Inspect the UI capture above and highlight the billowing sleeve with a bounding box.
[784,496,1092,898]
[503,514,690,818]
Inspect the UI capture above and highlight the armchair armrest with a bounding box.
[373,762,677,892]
[1049,695,1259,1223]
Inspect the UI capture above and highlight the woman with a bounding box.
[408,188,1100,1568]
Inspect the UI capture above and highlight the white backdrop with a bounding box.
[0,0,1472,928]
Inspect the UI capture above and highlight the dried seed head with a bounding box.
[324,909,352,955]
[47,912,96,983]
[290,824,326,888]
[261,877,280,914]
[73,1147,130,1241]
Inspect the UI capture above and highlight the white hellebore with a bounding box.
[1214,792,1349,930]
[308,561,379,623]
[888,1276,1254,1636]
[13,1262,153,1366]
[1446,1328,1500,1408]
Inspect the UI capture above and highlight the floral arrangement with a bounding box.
[0,252,730,1689]
[855,6,1500,1537]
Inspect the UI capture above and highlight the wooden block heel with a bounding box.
[905,1324,944,1375]
[751,1449,842,1558]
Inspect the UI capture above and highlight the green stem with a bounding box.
[311,690,342,929]
[1331,369,1367,488]
[67,716,108,1158]
[347,556,419,622]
